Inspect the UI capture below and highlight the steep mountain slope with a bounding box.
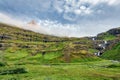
[96,27,120,61]
[0,23,97,63]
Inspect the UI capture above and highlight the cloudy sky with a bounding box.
[0,0,120,37]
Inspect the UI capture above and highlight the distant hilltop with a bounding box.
[28,20,37,25]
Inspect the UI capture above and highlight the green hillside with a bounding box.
[0,23,97,63]
[96,27,120,61]
[101,42,120,61]
[0,23,120,80]
[0,23,67,42]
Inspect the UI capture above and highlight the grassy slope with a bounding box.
[0,57,120,80]
[0,49,120,80]
[0,23,97,63]
[101,42,120,61]
[0,23,67,42]
[0,23,120,80]
[97,27,120,61]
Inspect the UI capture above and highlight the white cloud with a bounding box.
[63,12,78,21]
[53,0,65,13]
[0,13,25,27]
[53,0,120,21]
[74,9,82,15]
[0,12,82,37]
[0,12,120,37]
[79,0,119,5]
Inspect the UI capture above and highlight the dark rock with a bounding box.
[0,44,3,47]
[0,43,5,50]
[0,34,11,40]
[108,28,120,36]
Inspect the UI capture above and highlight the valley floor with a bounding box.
[0,59,120,80]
